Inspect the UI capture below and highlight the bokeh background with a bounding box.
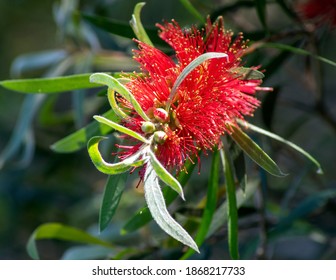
[0,0,335,259]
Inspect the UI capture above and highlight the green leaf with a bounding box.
[143,163,199,252]
[87,136,148,175]
[238,120,323,174]
[181,149,219,259]
[0,73,104,94]
[229,67,265,80]
[99,173,128,232]
[179,0,205,23]
[93,115,149,143]
[166,52,228,111]
[27,223,113,259]
[230,142,247,192]
[51,110,119,153]
[230,125,286,177]
[148,149,185,200]
[221,148,240,260]
[130,2,153,46]
[122,156,197,234]
[253,0,267,30]
[90,73,150,122]
[207,179,259,238]
[258,42,336,68]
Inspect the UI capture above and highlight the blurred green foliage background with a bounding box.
[0,0,336,259]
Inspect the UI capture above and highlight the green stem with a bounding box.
[221,147,239,260]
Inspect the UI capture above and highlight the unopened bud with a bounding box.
[153,108,169,123]
[141,121,155,134]
[153,131,167,144]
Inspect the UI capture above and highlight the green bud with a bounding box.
[153,131,167,144]
[141,121,155,134]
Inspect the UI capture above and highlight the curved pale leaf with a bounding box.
[230,125,286,177]
[27,223,113,259]
[87,136,147,175]
[166,52,228,111]
[90,73,150,121]
[148,149,185,200]
[121,156,197,234]
[238,120,323,174]
[93,115,149,143]
[143,164,199,253]
[130,2,153,46]
[107,88,129,119]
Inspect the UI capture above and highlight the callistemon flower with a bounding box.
[296,0,336,27]
[118,18,270,172]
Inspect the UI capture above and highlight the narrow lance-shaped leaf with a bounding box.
[166,52,228,111]
[99,173,128,232]
[143,163,199,253]
[221,148,239,260]
[87,136,147,175]
[0,73,106,94]
[181,149,220,259]
[148,149,185,200]
[230,125,286,177]
[237,120,323,174]
[27,223,113,260]
[207,179,259,238]
[93,115,149,144]
[130,2,153,47]
[90,73,150,121]
[179,0,205,23]
[258,42,336,68]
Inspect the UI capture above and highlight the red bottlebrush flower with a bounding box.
[118,18,270,172]
[296,0,336,27]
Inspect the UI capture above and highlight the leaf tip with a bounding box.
[316,167,324,175]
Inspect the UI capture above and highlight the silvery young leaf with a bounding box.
[229,67,265,80]
[166,52,228,111]
[90,73,150,121]
[87,136,147,175]
[237,120,323,174]
[144,164,199,253]
[130,2,153,47]
[93,115,149,144]
[230,125,286,177]
[148,149,185,200]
